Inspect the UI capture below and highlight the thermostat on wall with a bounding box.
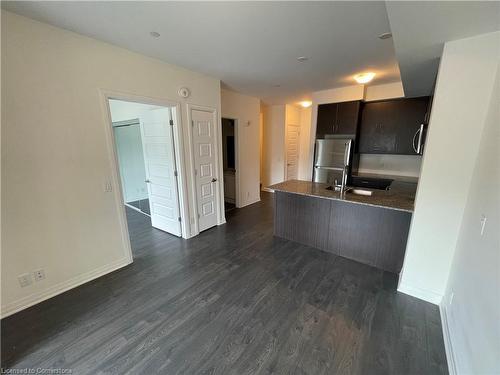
[178,87,190,98]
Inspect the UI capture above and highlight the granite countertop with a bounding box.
[268,180,415,213]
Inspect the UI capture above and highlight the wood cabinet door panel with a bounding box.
[336,101,360,135]
[316,103,337,139]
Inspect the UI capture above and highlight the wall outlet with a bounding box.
[18,273,33,287]
[34,269,46,281]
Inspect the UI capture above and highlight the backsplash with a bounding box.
[358,154,422,178]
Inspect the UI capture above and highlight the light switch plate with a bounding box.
[18,273,33,287]
[480,215,487,236]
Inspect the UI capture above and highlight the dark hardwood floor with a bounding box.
[1,192,448,374]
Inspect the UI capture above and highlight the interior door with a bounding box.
[191,109,219,232]
[286,124,300,180]
[139,108,182,237]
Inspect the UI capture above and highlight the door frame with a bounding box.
[284,123,301,180]
[221,117,240,208]
[100,90,190,244]
[186,104,226,234]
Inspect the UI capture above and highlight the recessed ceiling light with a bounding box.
[297,56,309,62]
[299,101,312,108]
[378,32,392,40]
[354,72,376,84]
[150,31,161,38]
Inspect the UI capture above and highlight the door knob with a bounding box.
[211,178,217,182]
[145,179,151,183]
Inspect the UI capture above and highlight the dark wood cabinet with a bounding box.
[316,101,360,138]
[358,97,430,155]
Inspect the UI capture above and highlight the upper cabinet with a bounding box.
[358,97,430,155]
[316,101,360,138]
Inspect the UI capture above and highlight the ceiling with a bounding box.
[386,1,500,97]
[2,1,499,103]
[2,1,399,104]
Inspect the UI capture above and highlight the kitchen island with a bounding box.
[269,180,415,273]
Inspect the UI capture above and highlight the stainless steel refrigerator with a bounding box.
[313,138,352,186]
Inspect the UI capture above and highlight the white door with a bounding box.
[191,109,219,232]
[139,108,182,237]
[286,124,300,180]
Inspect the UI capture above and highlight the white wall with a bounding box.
[440,62,499,375]
[398,31,500,304]
[220,89,261,207]
[1,11,221,317]
[262,105,286,187]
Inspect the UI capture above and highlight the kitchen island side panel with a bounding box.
[273,191,411,273]
[274,191,331,251]
[328,200,411,273]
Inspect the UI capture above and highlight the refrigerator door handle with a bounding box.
[314,166,345,172]
[416,124,425,154]
[412,127,421,153]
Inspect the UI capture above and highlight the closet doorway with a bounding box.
[109,99,183,237]
[221,118,237,212]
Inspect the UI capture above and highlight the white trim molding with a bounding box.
[1,257,131,319]
[397,281,443,305]
[439,304,458,375]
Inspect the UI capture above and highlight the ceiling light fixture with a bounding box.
[150,31,161,38]
[378,32,392,40]
[297,56,309,62]
[354,72,376,84]
[299,101,312,108]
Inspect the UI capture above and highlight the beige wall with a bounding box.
[220,89,261,207]
[399,31,500,304]
[262,105,285,188]
[1,11,221,317]
[262,104,312,187]
[298,107,312,180]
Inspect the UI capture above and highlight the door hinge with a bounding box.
[191,120,194,127]
[178,216,181,222]
[197,214,200,219]
[174,170,178,177]
[169,119,174,126]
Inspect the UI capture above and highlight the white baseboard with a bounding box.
[397,281,443,305]
[261,187,274,193]
[440,304,457,375]
[0,257,132,319]
[238,197,261,208]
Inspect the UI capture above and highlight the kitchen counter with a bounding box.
[269,179,415,213]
